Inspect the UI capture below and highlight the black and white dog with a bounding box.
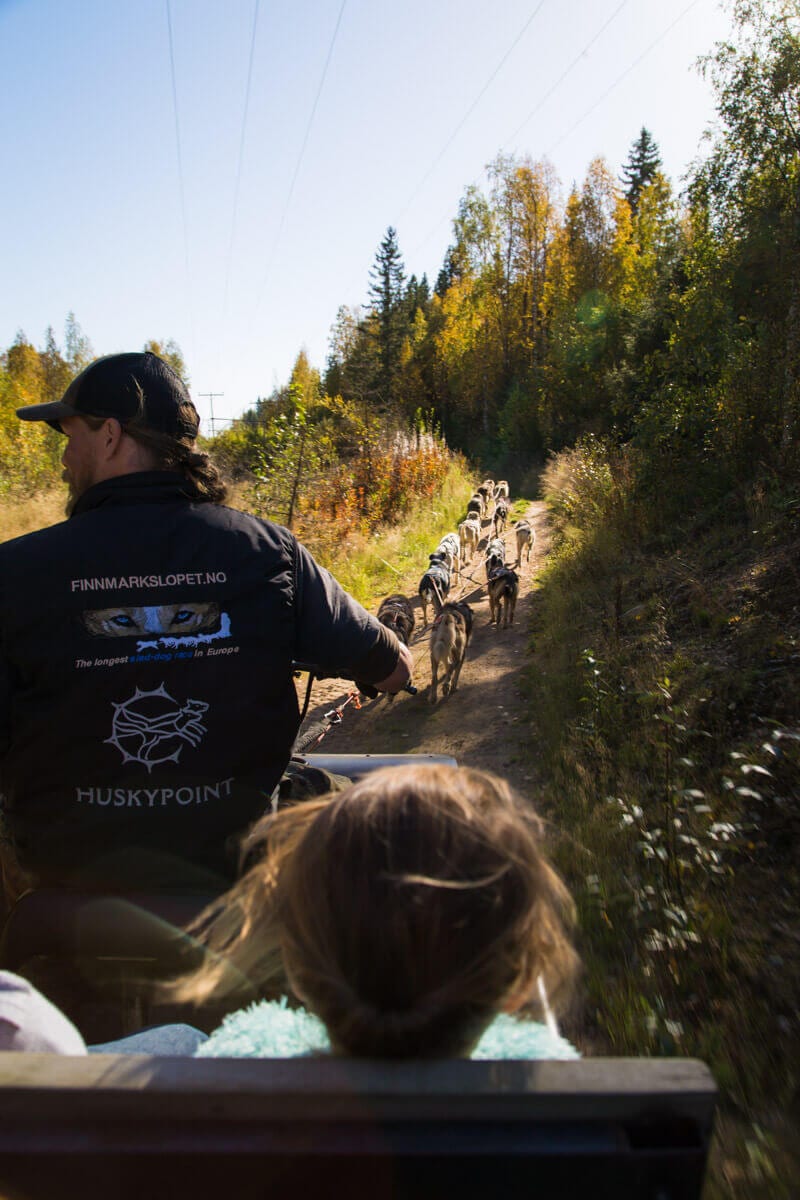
[418,559,451,626]
[433,532,460,581]
[484,536,506,584]
[492,499,508,537]
[467,494,483,521]
[488,567,519,628]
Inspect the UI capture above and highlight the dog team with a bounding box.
[374,478,535,704]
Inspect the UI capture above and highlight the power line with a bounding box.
[405,0,627,261]
[222,0,261,323]
[406,0,700,264]
[164,0,195,360]
[502,0,629,150]
[395,0,549,225]
[251,0,347,323]
[547,0,705,157]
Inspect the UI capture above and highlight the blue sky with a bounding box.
[1,0,733,431]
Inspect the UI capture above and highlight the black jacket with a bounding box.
[0,473,398,888]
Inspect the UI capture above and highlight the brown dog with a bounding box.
[377,594,415,646]
[458,513,481,563]
[514,519,534,565]
[488,567,519,629]
[429,601,473,703]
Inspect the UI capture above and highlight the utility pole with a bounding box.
[198,392,224,437]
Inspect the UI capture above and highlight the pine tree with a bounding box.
[621,128,663,213]
[435,246,460,297]
[367,226,406,411]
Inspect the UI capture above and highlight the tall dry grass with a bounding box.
[312,460,474,606]
[0,486,67,543]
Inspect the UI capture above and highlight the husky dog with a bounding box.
[488,567,519,629]
[492,499,508,537]
[477,485,495,523]
[429,601,473,703]
[484,536,506,583]
[418,559,451,626]
[514,519,534,565]
[467,494,484,520]
[376,594,415,646]
[494,480,509,501]
[458,513,481,563]
[433,532,461,580]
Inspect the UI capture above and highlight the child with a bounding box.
[160,763,580,1060]
[0,971,87,1054]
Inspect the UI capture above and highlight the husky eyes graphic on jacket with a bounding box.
[83,603,220,639]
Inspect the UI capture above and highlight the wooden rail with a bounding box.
[0,1053,716,1199]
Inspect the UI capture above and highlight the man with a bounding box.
[0,351,411,898]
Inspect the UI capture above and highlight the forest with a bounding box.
[1,1,798,1193]
[4,3,798,542]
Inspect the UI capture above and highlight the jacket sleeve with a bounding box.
[292,540,400,684]
[0,589,11,760]
[0,654,10,760]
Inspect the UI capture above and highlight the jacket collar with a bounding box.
[70,472,197,518]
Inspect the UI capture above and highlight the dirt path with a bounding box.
[295,501,551,790]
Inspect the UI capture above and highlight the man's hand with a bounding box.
[371,641,413,695]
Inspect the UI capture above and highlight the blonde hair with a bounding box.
[175,764,579,1058]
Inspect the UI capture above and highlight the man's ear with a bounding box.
[100,418,125,460]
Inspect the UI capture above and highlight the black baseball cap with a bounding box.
[16,351,200,439]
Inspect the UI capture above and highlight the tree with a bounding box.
[289,348,321,408]
[367,226,407,411]
[488,153,561,373]
[324,304,378,404]
[403,273,430,322]
[64,312,93,373]
[621,128,663,214]
[6,331,45,405]
[1,331,61,491]
[693,0,800,461]
[568,158,621,294]
[40,326,72,404]
[435,245,462,297]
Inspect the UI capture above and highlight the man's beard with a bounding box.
[63,468,89,517]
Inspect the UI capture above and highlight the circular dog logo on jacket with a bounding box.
[105,683,209,773]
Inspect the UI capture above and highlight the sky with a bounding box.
[1,0,735,433]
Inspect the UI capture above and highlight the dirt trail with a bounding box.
[295,501,551,790]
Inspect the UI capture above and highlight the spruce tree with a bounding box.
[368,226,406,411]
[621,127,663,213]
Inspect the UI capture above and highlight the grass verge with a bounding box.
[0,487,67,543]
[525,453,800,1198]
[292,460,475,607]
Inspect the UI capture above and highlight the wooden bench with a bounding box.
[0,1053,716,1199]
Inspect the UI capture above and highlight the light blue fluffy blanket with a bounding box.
[195,996,579,1060]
